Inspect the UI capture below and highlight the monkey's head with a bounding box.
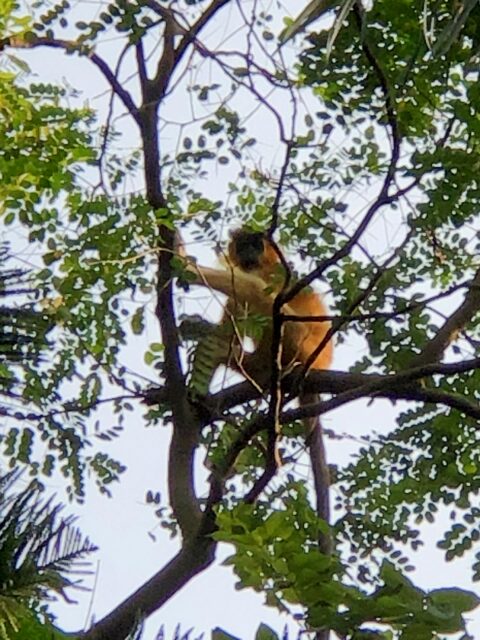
[228,229,279,272]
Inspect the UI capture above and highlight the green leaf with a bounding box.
[400,624,432,640]
[428,587,480,613]
[211,628,241,640]
[131,306,145,335]
[254,623,279,640]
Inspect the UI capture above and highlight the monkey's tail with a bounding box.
[301,392,332,640]
[301,392,332,553]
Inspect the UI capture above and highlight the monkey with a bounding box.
[183,229,333,556]
[184,230,332,383]
[226,228,333,377]
[226,229,333,560]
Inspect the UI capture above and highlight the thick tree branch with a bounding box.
[82,534,216,640]
[122,1,210,537]
[144,0,232,98]
[137,49,203,540]
[122,0,234,543]
[146,357,480,426]
[146,141,202,538]
[202,358,480,422]
[285,375,480,424]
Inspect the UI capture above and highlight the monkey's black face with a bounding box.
[231,232,265,271]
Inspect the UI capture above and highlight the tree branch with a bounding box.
[411,267,480,367]
[202,368,480,483]
[174,0,233,67]
[285,374,480,424]
[144,0,233,99]
[82,534,216,640]
[203,358,480,417]
[1,35,141,125]
[353,1,400,184]
[153,218,202,541]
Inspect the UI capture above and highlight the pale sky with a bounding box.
[5,2,480,638]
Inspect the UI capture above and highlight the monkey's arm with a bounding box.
[183,260,313,366]
[185,262,278,316]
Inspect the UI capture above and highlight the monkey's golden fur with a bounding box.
[186,229,333,382]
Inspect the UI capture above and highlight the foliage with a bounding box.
[1,0,480,639]
[215,489,479,638]
[0,244,52,392]
[0,66,129,497]
[295,0,480,577]
[0,470,96,639]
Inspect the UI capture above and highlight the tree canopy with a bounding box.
[2,0,480,638]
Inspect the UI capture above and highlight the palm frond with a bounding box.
[0,474,97,604]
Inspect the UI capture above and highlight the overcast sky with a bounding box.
[5,1,480,638]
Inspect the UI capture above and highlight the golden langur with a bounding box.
[185,229,333,384]
[226,228,333,378]
[184,228,333,554]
